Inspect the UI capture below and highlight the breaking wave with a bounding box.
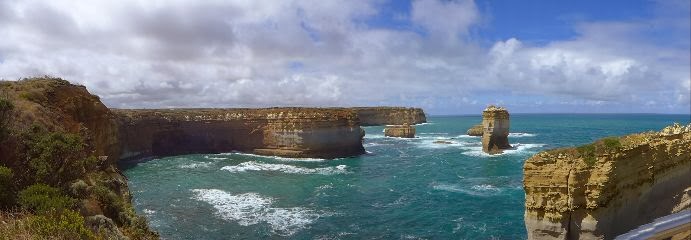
[221,161,348,175]
[192,189,325,236]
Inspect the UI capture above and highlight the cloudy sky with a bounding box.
[0,0,689,114]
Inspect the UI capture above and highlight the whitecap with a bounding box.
[179,162,213,169]
[191,189,323,236]
[217,152,328,162]
[509,132,536,137]
[203,156,227,160]
[461,143,545,157]
[221,161,348,175]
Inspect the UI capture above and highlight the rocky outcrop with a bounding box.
[467,124,483,136]
[523,124,691,239]
[114,108,365,160]
[351,107,426,126]
[0,78,157,239]
[384,124,416,138]
[481,105,511,154]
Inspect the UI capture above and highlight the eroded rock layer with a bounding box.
[114,108,366,160]
[351,107,426,126]
[466,124,483,136]
[384,124,416,138]
[523,125,691,239]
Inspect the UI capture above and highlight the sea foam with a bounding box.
[461,143,545,157]
[221,161,348,175]
[192,189,323,236]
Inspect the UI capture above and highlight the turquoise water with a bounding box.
[122,114,690,239]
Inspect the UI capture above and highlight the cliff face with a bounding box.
[0,78,157,238]
[114,108,365,160]
[351,107,426,126]
[523,125,691,239]
[481,106,511,154]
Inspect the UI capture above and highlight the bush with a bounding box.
[27,209,96,240]
[23,126,97,186]
[602,137,622,150]
[0,166,14,207]
[92,185,126,224]
[0,98,13,140]
[18,183,76,214]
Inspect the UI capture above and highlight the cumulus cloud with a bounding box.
[0,0,688,114]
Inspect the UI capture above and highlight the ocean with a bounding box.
[121,114,690,239]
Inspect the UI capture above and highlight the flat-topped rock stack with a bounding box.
[481,105,511,154]
[384,124,416,138]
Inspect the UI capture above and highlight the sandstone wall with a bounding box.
[482,106,511,154]
[523,128,691,239]
[351,107,426,126]
[114,108,365,160]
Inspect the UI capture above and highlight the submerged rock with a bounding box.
[481,105,511,154]
[384,124,416,138]
[466,124,483,136]
[433,140,453,144]
[523,123,691,239]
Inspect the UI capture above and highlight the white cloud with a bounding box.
[0,0,688,113]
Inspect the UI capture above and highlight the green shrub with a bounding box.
[0,98,13,140]
[18,183,76,214]
[27,209,96,240]
[0,166,14,207]
[577,144,596,166]
[23,126,97,186]
[92,185,127,224]
[602,137,622,150]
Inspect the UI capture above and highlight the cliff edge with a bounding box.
[523,123,691,239]
[350,107,426,126]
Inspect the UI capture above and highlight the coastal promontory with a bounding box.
[523,123,691,239]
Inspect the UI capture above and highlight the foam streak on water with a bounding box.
[192,189,322,236]
[221,161,348,175]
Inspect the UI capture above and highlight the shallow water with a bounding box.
[122,114,690,239]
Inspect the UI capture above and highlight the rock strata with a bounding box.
[351,107,426,126]
[466,124,483,136]
[523,123,691,239]
[114,108,366,160]
[384,124,416,138]
[481,105,511,154]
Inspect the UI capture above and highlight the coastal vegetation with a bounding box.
[0,77,157,239]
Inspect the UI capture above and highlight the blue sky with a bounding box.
[0,0,689,114]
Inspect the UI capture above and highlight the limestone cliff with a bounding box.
[114,108,365,160]
[482,105,511,154]
[0,78,157,238]
[384,124,416,138]
[523,124,691,239]
[351,107,426,126]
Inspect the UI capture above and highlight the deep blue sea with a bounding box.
[122,114,690,239]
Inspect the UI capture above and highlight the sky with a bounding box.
[0,0,689,115]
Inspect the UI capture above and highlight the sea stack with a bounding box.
[384,124,416,138]
[481,105,511,154]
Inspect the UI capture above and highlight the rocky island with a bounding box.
[523,123,691,239]
[384,124,416,138]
